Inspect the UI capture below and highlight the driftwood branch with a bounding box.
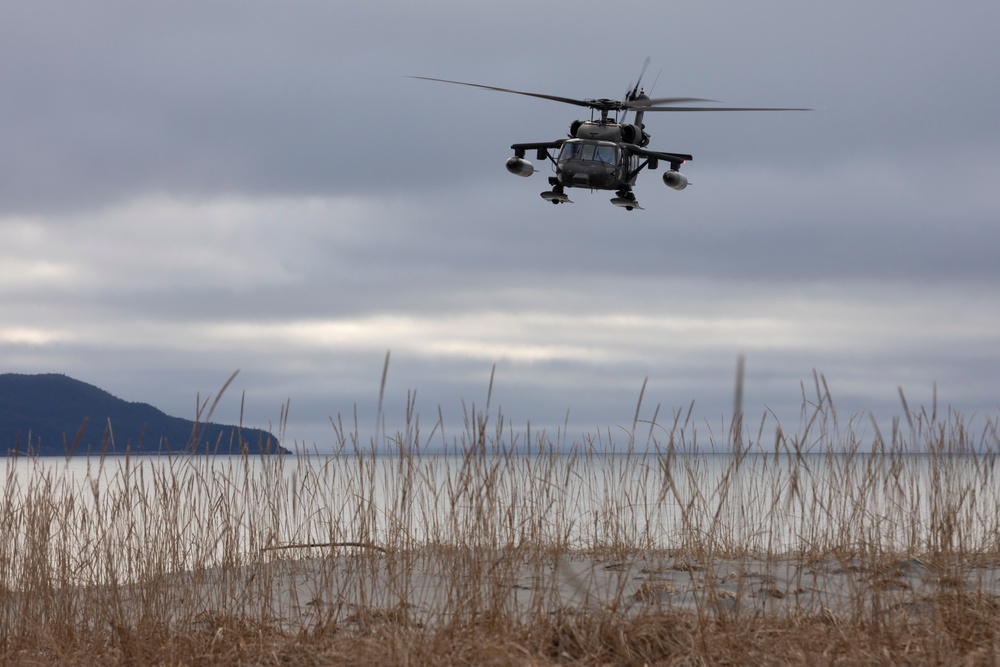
[261,541,387,554]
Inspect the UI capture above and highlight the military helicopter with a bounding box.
[411,59,809,210]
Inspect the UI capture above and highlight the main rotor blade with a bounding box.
[409,75,811,113]
[627,97,718,107]
[637,105,812,112]
[407,76,594,108]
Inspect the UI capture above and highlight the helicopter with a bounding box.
[410,59,809,210]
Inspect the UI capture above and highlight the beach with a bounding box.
[180,547,1000,630]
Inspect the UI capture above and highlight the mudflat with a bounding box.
[156,547,1000,631]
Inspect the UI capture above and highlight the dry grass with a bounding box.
[2,372,1000,665]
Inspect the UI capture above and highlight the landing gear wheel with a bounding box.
[610,190,643,211]
[540,186,573,204]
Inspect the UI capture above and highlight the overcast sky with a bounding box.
[3,1,999,451]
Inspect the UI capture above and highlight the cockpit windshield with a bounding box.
[558,141,619,165]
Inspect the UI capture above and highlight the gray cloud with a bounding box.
[2,1,999,450]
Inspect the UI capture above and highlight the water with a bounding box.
[2,450,999,587]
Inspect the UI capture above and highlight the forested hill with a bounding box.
[0,373,288,456]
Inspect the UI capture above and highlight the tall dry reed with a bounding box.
[2,372,999,664]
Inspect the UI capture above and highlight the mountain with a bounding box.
[0,373,288,456]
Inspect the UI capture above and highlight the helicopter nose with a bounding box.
[572,172,590,187]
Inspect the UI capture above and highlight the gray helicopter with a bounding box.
[411,59,808,210]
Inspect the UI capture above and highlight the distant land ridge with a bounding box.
[0,373,288,456]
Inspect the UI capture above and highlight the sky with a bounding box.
[2,1,999,452]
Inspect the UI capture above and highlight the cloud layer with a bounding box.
[2,1,999,449]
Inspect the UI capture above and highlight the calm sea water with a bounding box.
[5,451,998,559]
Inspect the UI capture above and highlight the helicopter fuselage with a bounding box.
[508,127,691,209]
[554,138,635,190]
